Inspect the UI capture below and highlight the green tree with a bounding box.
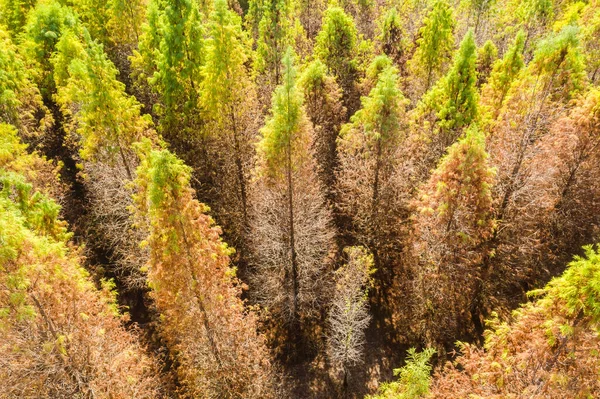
[19,0,79,98]
[0,0,36,35]
[254,0,294,84]
[480,30,525,119]
[152,0,204,141]
[368,348,436,399]
[476,39,497,86]
[408,0,455,93]
[314,6,360,114]
[250,49,335,345]
[200,0,257,258]
[337,65,408,285]
[298,59,346,200]
[376,7,407,70]
[134,142,275,398]
[0,27,51,139]
[413,30,478,166]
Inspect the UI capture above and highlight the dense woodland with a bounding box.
[1,0,600,397]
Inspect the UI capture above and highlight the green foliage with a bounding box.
[19,0,79,98]
[201,0,251,120]
[417,30,478,143]
[314,6,358,94]
[258,47,307,179]
[408,0,455,89]
[52,29,152,167]
[342,65,405,146]
[368,348,436,399]
[377,7,407,65]
[528,24,586,99]
[254,0,293,86]
[0,27,49,137]
[481,30,525,115]
[476,39,498,85]
[0,0,36,35]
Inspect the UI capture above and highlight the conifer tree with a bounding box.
[250,49,335,344]
[408,0,455,94]
[199,0,258,260]
[476,39,498,86]
[134,142,275,398]
[327,246,374,392]
[254,0,294,90]
[412,30,478,175]
[51,27,157,289]
[0,0,36,35]
[480,30,525,119]
[0,27,51,140]
[315,6,360,114]
[413,125,495,347]
[376,7,407,71]
[19,0,79,98]
[131,0,204,146]
[337,65,408,284]
[154,0,204,140]
[0,126,162,397]
[298,59,346,200]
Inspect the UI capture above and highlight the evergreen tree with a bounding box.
[480,30,525,119]
[476,39,498,86]
[337,65,408,285]
[19,0,79,98]
[0,27,51,139]
[200,0,258,260]
[153,0,205,141]
[134,142,275,398]
[408,0,455,94]
[0,0,36,35]
[254,0,294,90]
[250,49,335,345]
[376,7,407,70]
[412,30,478,173]
[413,125,495,348]
[315,6,360,114]
[298,59,346,200]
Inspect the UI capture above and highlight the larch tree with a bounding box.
[133,142,275,399]
[475,39,498,87]
[0,27,52,141]
[413,125,496,349]
[250,49,336,348]
[132,0,205,148]
[200,0,258,260]
[336,65,409,287]
[411,30,478,180]
[0,125,163,398]
[51,27,156,289]
[0,0,36,35]
[484,25,587,311]
[254,0,294,96]
[314,5,360,115]
[327,246,374,393]
[479,30,526,120]
[376,7,408,72]
[19,0,79,99]
[298,59,346,202]
[407,0,455,96]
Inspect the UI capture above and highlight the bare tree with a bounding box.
[326,246,374,394]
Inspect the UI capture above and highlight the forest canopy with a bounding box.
[1,0,599,397]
